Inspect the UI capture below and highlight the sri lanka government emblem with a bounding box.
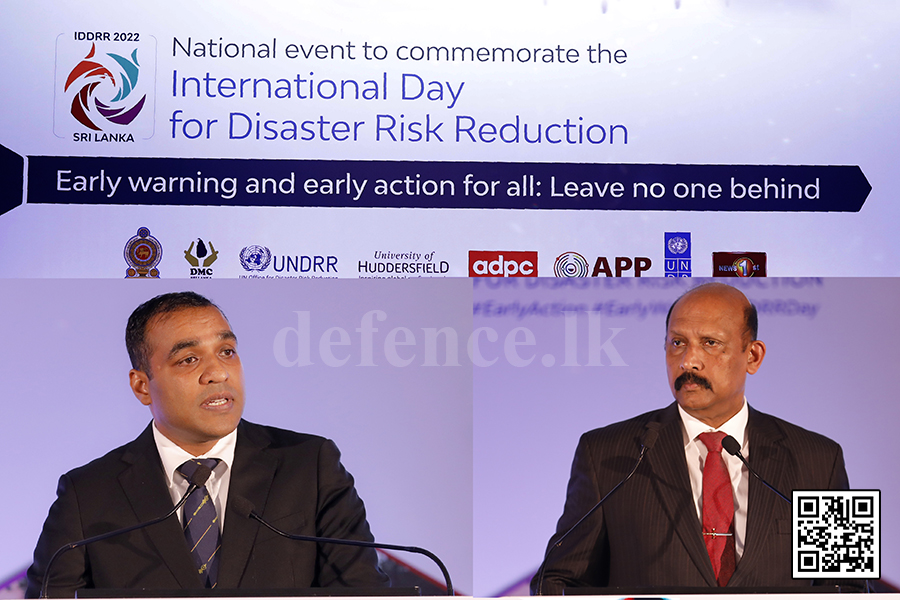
[124,227,162,278]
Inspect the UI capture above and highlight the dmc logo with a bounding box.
[185,238,219,277]
[64,43,146,131]
[554,252,590,277]
[469,251,537,277]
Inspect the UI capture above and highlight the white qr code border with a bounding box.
[792,490,880,579]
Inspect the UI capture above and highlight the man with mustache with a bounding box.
[27,292,388,597]
[533,282,853,594]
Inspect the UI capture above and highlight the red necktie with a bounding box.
[698,432,735,586]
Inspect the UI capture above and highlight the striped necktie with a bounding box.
[699,432,736,586]
[176,458,222,588]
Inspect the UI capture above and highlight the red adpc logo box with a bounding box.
[468,251,538,277]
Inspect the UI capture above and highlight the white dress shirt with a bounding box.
[678,400,750,559]
[152,422,237,532]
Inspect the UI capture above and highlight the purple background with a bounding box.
[2,278,897,597]
[473,278,898,595]
[0,278,473,594]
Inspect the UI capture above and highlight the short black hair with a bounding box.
[665,289,758,343]
[126,291,222,374]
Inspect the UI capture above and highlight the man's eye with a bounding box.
[222,348,236,357]
[180,356,197,365]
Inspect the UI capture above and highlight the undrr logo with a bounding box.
[468,251,538,277]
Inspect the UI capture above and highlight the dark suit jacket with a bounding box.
[26,420,389,597]
[532,403,851,594]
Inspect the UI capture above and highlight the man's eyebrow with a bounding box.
[666,327,724,340]
[167,339,198,360]
[166,331,237,360]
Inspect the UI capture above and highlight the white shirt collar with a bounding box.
[152,421,237,487]
[678,398,749,452]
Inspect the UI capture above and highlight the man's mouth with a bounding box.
[203,395,232,408]
[675,372,712,392]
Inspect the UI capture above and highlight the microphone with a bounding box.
[533,422,661,595]
[39,465,213,599]
[229,496,454,596]
[721,434,791,505]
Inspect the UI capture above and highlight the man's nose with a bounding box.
[202,360,229,384]
[680,343,702,371]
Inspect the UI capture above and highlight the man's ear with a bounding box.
[129,369,152,406]
[746,339,766,375]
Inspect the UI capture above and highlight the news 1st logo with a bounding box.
[469,251,538,277]
[54,32,156,140]
[713,252,767,277]
[665,232,691,277]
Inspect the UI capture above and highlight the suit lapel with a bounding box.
[217,421,278,588]
[647,404,719,587]
[729,407,786,587]
[118,425,203,590]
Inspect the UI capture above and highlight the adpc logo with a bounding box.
[54,33,156,140]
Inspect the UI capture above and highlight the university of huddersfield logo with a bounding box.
[55,33,156,140]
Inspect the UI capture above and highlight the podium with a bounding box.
[77,591,423,598]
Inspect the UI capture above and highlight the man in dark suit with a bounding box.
[532,283,853,594]
[27,292,388,597]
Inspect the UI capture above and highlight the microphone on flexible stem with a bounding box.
[39,465,213,599]
[721,434,791,505]
[229,496,454,596]
[533,422,662,596]
[724,437,871,594]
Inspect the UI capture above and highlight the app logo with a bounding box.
[55,33,156,140]
[240,245,272,272]
[712,252,767,277]
[124,227,162,278]
[554,252,590,277]
[591,256,651,277]
[665,232,692,277]
[184,238,219,278]
[468,251,538,277]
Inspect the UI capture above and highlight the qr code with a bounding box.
[792,490,880,578]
